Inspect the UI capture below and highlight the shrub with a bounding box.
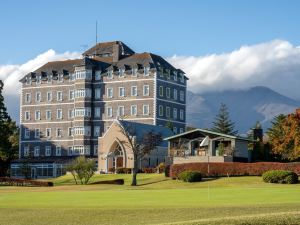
[116,168,131,174]
[156,163,166,173]
[178,171,202,182]
[142,167,156,173]
[262,170,298,184]
[0,177,53,187]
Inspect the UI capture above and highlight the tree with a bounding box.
[267,113,300,161]
[66,156,96,185]
[211,103,238,135]
[118,121,162,186]
[0,80,19,176]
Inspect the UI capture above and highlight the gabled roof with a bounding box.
[164,128,252,141]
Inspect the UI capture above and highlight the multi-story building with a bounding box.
[11,41,188,178]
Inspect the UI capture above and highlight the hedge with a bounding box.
[0,177,54,187]
[262,170,298,184]
[170,162,300,178]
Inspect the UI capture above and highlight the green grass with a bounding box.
[1,174,300,225]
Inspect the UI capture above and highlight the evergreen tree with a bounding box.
[211,103,238,135]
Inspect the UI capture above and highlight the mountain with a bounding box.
[186,86,300,133]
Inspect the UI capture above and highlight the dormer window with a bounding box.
[107,70,113,79]
[26,77,31,85]
[58,74,63,82]
[144,67,150,76]
[180,73,184,83]
[132,68,137,77]
[166,69,170,80]
[36,75,41,84]
[119,68,124,78]
[174,71,178,81]
[47,75,52,83]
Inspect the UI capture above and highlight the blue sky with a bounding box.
[1,0,300,64]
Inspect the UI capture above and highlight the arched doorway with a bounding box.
[107,143,125,172]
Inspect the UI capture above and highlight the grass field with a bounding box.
[1,174,300,225]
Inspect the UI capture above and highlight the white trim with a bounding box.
[95,78,153,84]
[102,98,153,103]
[156,78,186,88]
[156,118,186,124]
[21,138,98,143]
[22,121,73,125]
[22,102,74,107]
[153,73,157,125]
[22,84,74,90]
[157,98,186,106]
[102,117,154,122]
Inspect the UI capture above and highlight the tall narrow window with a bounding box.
[107,88,113,98]
[143,105,149,115]
[159,105,163,116]
[57,91,63,101]
[173,108,177,119]
[56,146,61,156]
[68,127,74,136]
[107,70,113,79]
[143,85,150,96]
[180,109,184,120]
[57,109,62,119]
[25,93,31,103]
[36,92,41,102]
[25,111,30,120]
[159,86,163,97]
[46,128,51,138]
[173,89,178,100]
[119,68,124,77]
[132,68,137,77]
[46,110,51,120]
[34,146,40,157]
[47,91,52,102]
[35,110,41,120]
[166,107,170,118]
[24,146,29,156]
[94,126,100,137]
[45,146,51,156]
[131,105,137,116]
[131,86,137,96]
[95,88,101,99]
[118,106,125,116]
[144,67,150,76]
[166,88,171,98]
[57,128,62,137]
[69,90,74,100]
[34,129,40,138]
[119,87,125,97]
[94,107,100,118]
[24,129,30,139]
[107,107,113,117]
[95,70,101,80]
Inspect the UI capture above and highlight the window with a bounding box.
[68,147,73,156]
[180,128,184,133]
[57,128,62,137]
[131,105,137,116]
[144,67,150,76]
[24,129,30,139]
[24,146,29,156]
[131,86,137,96]
[173,127,178,134]
[94,107,100,118]
[166,107,170,118]
[95,70,101,80]
[107,88,113,98]
[46,110,51,120]
[73,145,90,155]
[25,111,30,120]
[36,75,41,84]
[95,88,101,99]
[75,89,91,98]
[166,88,171,98]
[107,70,113,79]
[57,91,63,101]
[36,92,41,102]
[143,105,149,115]
[118,106,125,116]
[143,85,149,96]
[180,91,185,101]
[68,127,74,136]
[26,77,31,85]
[132,68,137,77]
[174,71,178,81]
[75,69,92,80]
[34,146,40,157]
[180,109,184,120]
[68,109,74,119]
[173,89,178,100]
[74,108,91,117]
[47,92,52,102]
[173,108,178,119]
[159,86,163,97]
[35,129,40,138]
[159,105,163,116]
[119,68,124,77]
[119,87,125,97]
[57,109,63,119]
[25,93,31,103]
[74,126,91,135]
[58,74,63,82]
[47,75,52,83]
[94,126,100,137]
[180,73,184,83]
[107,107,113,117]
[56,146,61,156]
[35,110,41,120]
[93,145,98,156]
[69,90,74,100]
[167,70,171,79]
[46,128,51,138]
[45,146,51,156]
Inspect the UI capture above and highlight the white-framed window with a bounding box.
[143,85,150,96]
[34,128,40,138]
[166,87,171,98]
[75,88,91,98]
[95,70,101,80]
[94,126,100,137]
[143,105,149,115]
[46,128,51,138]
[159,86,163,97]
[132,68,137,77]
[68,146,73,156]
[24,146,29,156]
[159,105,163,116]
[45,146,51,156]
[57,91,63,101]
[119,68,125,77]
[180,109,184,120]
[144,67,150,76]
[36,92,41,102]
[57,109,63,119]
[46,110,51,120]
[119,87,125,97]
[131,86,137,96]
[167,69,171,80]
[107,87,113,98]
[173,89,178,100]
[94,107,100,118]
[174,71,178,81]
[173,127,178,134]
[180,91,185,101]
[24,129,30,139]
[58,74,63,83]
[74,69,92,80]
[131,105,137,116]
[180,128,184,133]
[118,106,125,116]
[180,73,184,83]
[74,126,91,136]
[93,145,98,156]
[69,90,74,100]
[35,110,41,120]
[74,107,91,117]
[25,111,30,120]
[56,146,61,156]
[36,75,41,84]
[107,107,113,117]
[166,107,170,118]
[173,108,178,119]
[34,146,40,157]
[57,128,62,137]
[68,127,74,136]
[25,93,31,103]
[46,92,52,102]
[107,70,113,79]
[26,76,31,85]
[68,109,74,119]
[95,88,101,99]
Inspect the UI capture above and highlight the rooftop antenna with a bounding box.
[96,21,98,44]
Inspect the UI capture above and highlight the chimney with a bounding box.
[112,42,121,62]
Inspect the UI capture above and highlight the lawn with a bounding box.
[0,174,300,225]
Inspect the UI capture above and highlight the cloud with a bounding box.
[168,39,300,100]
[0,50,81,122]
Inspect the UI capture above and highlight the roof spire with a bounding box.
[95,21,98,45]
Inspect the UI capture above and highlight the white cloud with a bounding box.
[0,49,81,121]
[168,39,300,99]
